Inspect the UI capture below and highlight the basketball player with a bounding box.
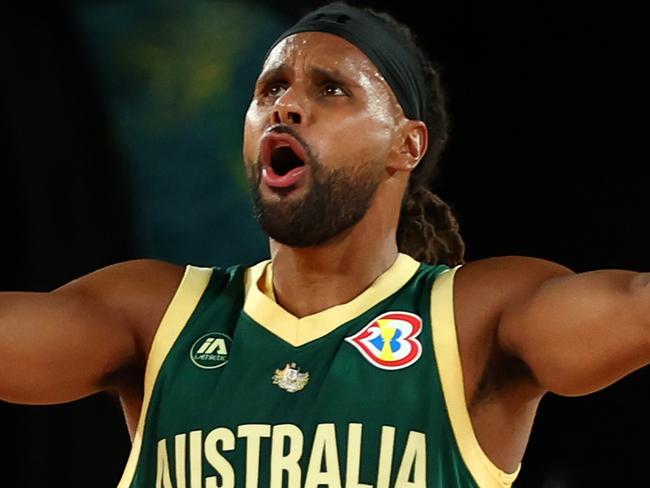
[1,2,649,487]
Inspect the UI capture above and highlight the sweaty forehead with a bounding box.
[262,31,387,87]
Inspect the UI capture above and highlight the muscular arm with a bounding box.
[0,259,184,405]
[495,256,650,396]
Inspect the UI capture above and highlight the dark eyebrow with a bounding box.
[255,63,289,87]
[307,65,358,86]
[255,63,358,87]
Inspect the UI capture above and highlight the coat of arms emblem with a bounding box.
[272,362,309,392]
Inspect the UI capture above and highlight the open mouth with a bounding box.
[260,132,310,189]
[269,145,306,176]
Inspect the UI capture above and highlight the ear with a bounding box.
[388,120,429,172]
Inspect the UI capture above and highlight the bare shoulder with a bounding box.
[54,258,186,381]
[455,255,573,298]
[54,258,185,291]
[452,255,574,402]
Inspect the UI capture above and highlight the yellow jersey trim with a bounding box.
[117,264,214,488]
[431,265,522,488]
[243,253,421,347]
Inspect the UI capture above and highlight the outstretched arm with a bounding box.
[496,257,650,396]
[0,259,183,404]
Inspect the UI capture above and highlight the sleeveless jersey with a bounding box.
[116,253,521,488]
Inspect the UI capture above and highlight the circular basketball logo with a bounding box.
[189,333,232,369]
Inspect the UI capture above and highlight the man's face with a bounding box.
[242,31,404,247]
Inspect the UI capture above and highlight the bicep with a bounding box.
[0,285,138,404]
[498,264,650,396]
[0,258,181,405]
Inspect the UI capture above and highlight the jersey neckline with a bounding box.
[242,252,421,347]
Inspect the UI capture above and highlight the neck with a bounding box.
[267,178,404,318]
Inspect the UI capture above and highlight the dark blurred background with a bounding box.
[1,1,648,486]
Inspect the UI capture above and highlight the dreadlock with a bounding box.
[356,4,466,266]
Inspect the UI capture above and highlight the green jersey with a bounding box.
[116,253,520,488]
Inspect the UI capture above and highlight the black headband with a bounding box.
[262,2,426,121]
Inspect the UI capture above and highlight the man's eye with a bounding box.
[257,80,286,98]
[266,83,286,97]
[322,82,346,96]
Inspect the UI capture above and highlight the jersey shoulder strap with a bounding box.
[117,262,241,488]
[431,264,522,487]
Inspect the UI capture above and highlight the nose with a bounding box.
[271,87,307,125]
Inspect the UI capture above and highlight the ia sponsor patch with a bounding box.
[345,311,423,370]
[189,332,232,369]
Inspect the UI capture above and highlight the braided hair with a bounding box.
[358,4,466,266]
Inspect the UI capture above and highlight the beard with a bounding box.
[248,154,383,247]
